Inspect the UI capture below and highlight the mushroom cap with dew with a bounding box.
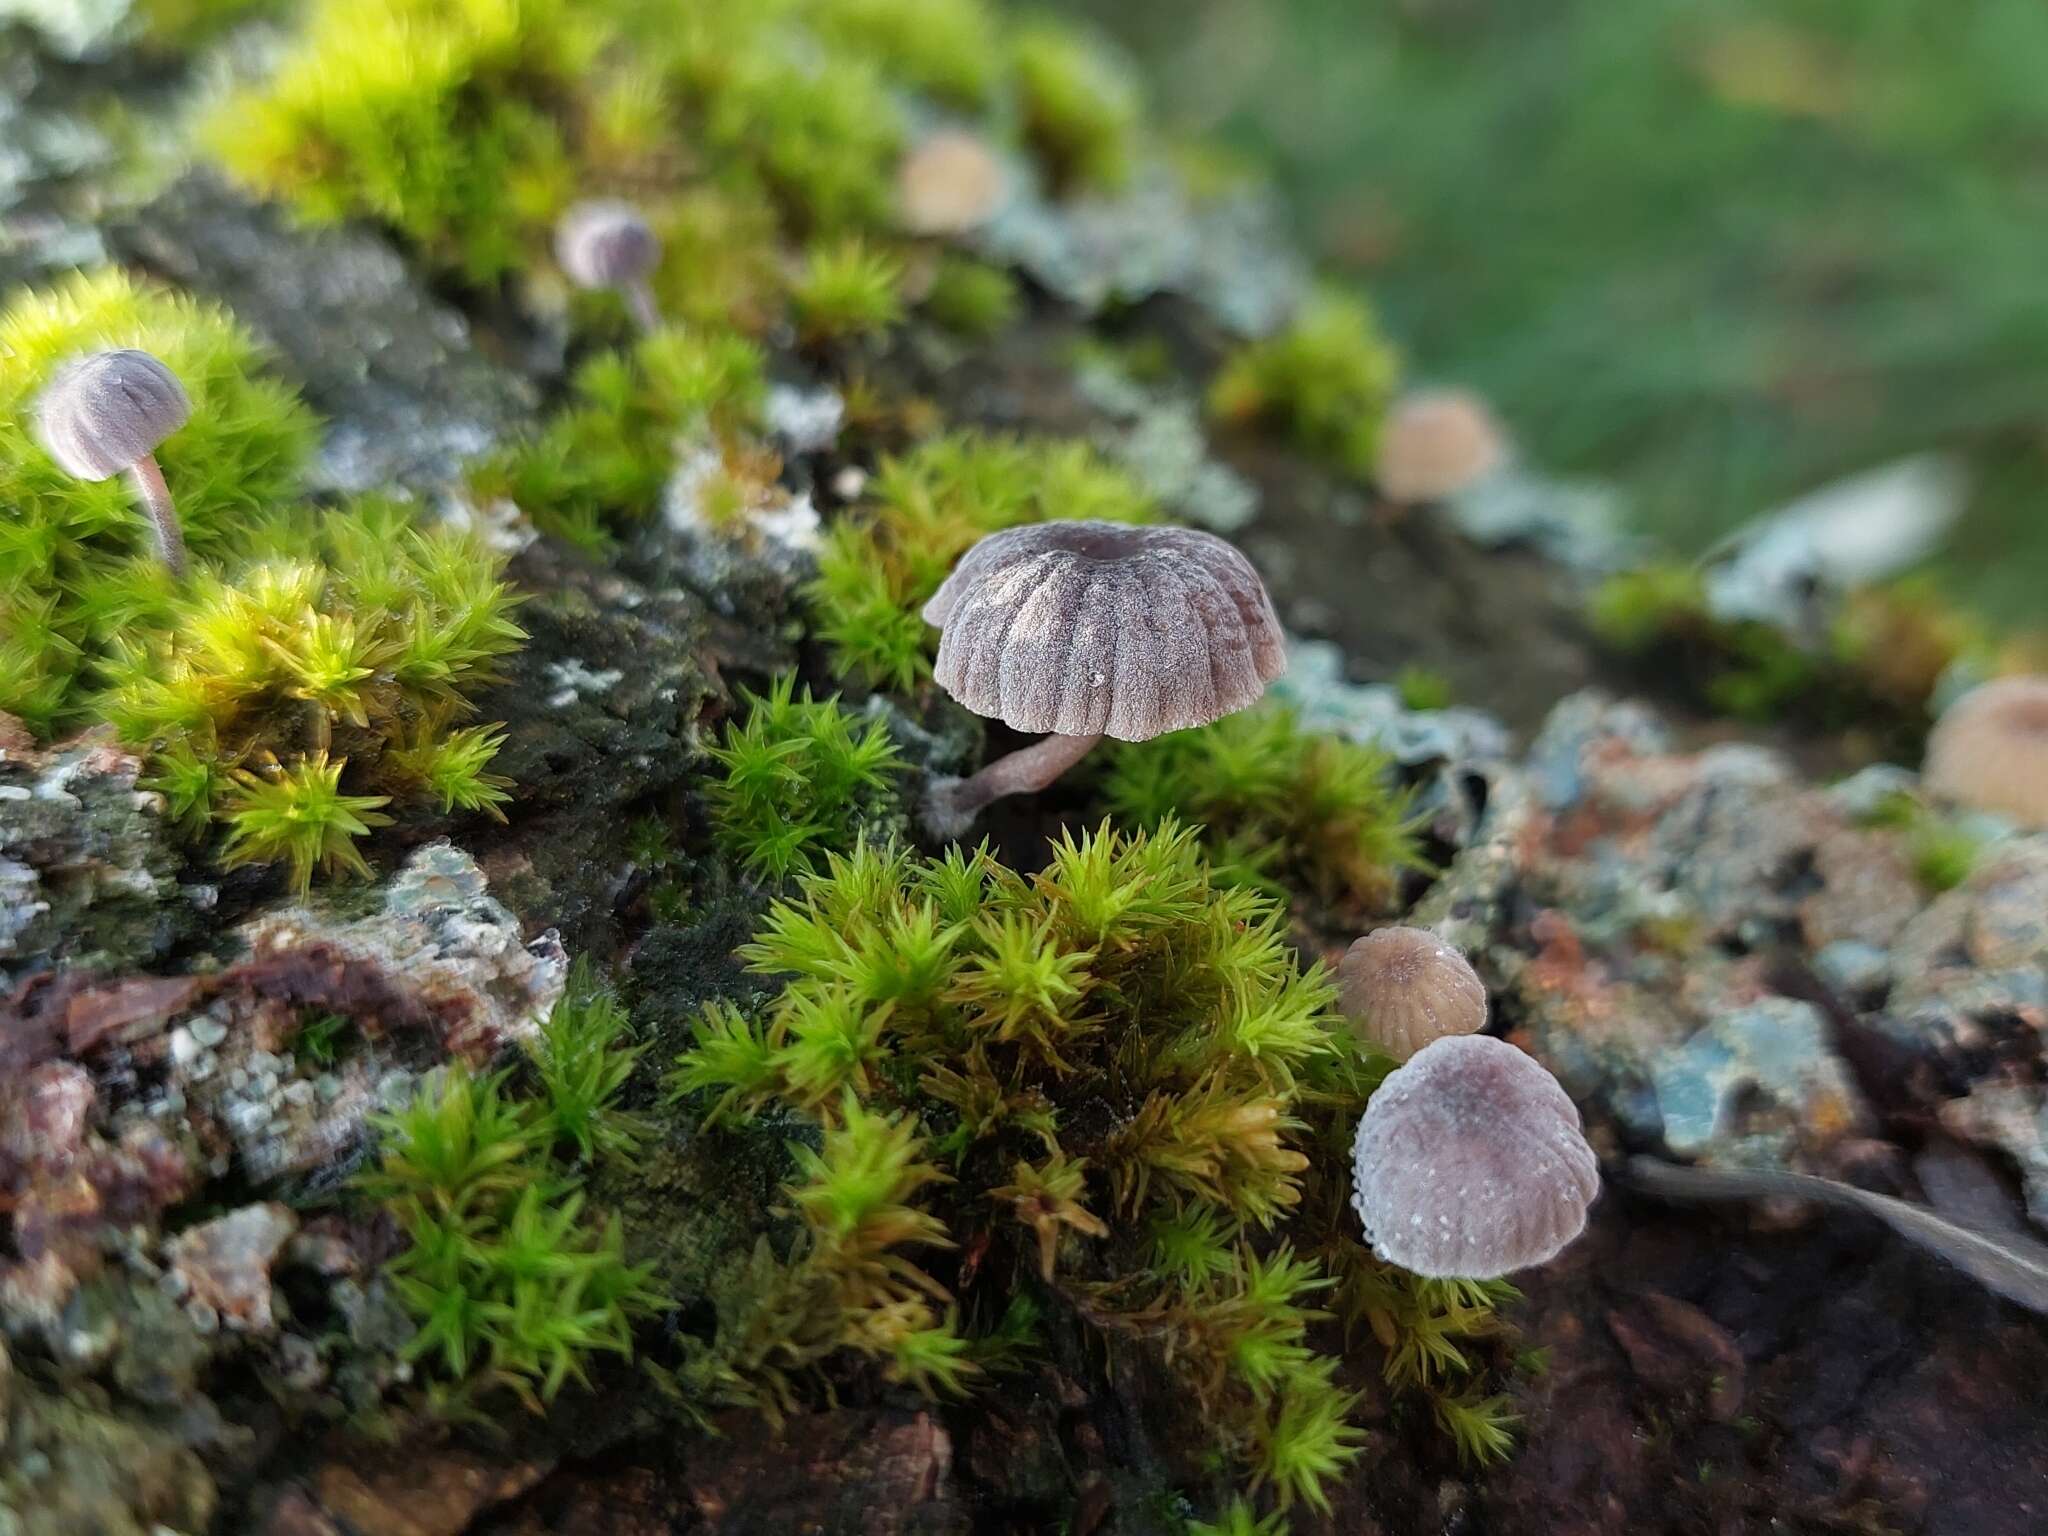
[898,131,1006,236]
[35,348,191,482]
[922,521,1287,741]
[1377,388,1507,504]
[555,199,660,290]
[1337,926,1487,1059]
[1923,676,2048,829]
[1350,1034,1598,1279]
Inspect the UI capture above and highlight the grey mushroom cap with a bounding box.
[1337,926,1488,1060]
[1349,1034,1598,1279]
[35,349,191,482]
[922,521,1287,741]
[555,199,660,290]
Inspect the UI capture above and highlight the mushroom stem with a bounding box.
[623,277,661,334]
[924,732,1105,839]
[124,453,188,578]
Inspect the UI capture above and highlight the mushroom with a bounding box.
[1376,388,1507,505]
[897,130,1006,237]
[555,199,662,332]
[35,348,193,577]
[920,520,1286,835]
[1337,926,1487,1060]
[1350,1034,1598,1279]
[1922,675,2048,828]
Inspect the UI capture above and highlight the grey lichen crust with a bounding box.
[922,520,1286,742]
[1350,1034,1599,1279]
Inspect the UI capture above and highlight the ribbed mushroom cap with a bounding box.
[555,199,660,290]
[1923,676,2048,828]
[923,521,1287,741]
[35,349,191,481]
[1350,1034,1598,1279]
[1377,389,1507,504]
[1337,926,1488,1059]
[898,131,1006,236]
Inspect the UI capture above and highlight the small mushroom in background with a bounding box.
[1337,926,1488,1060]
[1922,675,2048,829]
[897,130,1006,237]
[1376,388,1508,506]
[1350,1034,1598,1279]
[555,199,663,332]
[920,520,1287,836]
[35,347,193,577]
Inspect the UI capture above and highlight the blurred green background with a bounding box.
[1060,0,2048,625]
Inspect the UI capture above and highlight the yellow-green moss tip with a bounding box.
[1209,290,1401,479]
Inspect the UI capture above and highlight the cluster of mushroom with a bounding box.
[1338,926,1600,1279]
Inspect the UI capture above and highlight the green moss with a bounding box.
[206,0,594,286]
[799,0,1004,109]
[808,431,1159,689]
[471,325,766,545]
[1587,562,1708,651]
[358,1059,665,1413]
[1208,290,1401,479]
[922,255,1023,339]
[1097,705,1427,913]
[1859,790,1983,894]
[136,0,283,49]
[1011,18,1143,194]
[706,675,906,884]
[0,270,319,734]
[666,823,1423,1510]
[532,960,652,1162]
[1189,1498,1290,1536]
[1393,665,1453,713]
[98,498,524,889]
[788,237,907,347]
[218,751,392,893]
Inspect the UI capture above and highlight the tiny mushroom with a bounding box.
[35,347,193,577]
[1376,388,1508,505]
[1350,1034,1598,1279]
[897,130,1006,237]
[555,198,663,332]
[921,520,1286,835]
[1923,675,2048,829]
[1337,925,1488,1060]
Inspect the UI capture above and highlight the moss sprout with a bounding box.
[531,960,651,1162]
[1010,18,1143,194]
[1208,291,1401,480]
[808,432,1159,689]
[800,0,1004,110]
[472,325,766,544]
[96,499,524,888]
[706,676,907,884]
[359,1061,665,1412]
[788,237,907,347]
[665,821,1503,1510]
[1097,704,1427,912]
[218,751,392,893]
[922,255,1022,339]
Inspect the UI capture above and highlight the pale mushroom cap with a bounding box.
[1923,676,2048,829]
[555,199,660,290]
[1377,388,1508,504]
[1337,926,1488,1059]
[897,131,1006,236]
[35,348,191,482]
[1350,1034,1598,1279]
[923,521,1287,741]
